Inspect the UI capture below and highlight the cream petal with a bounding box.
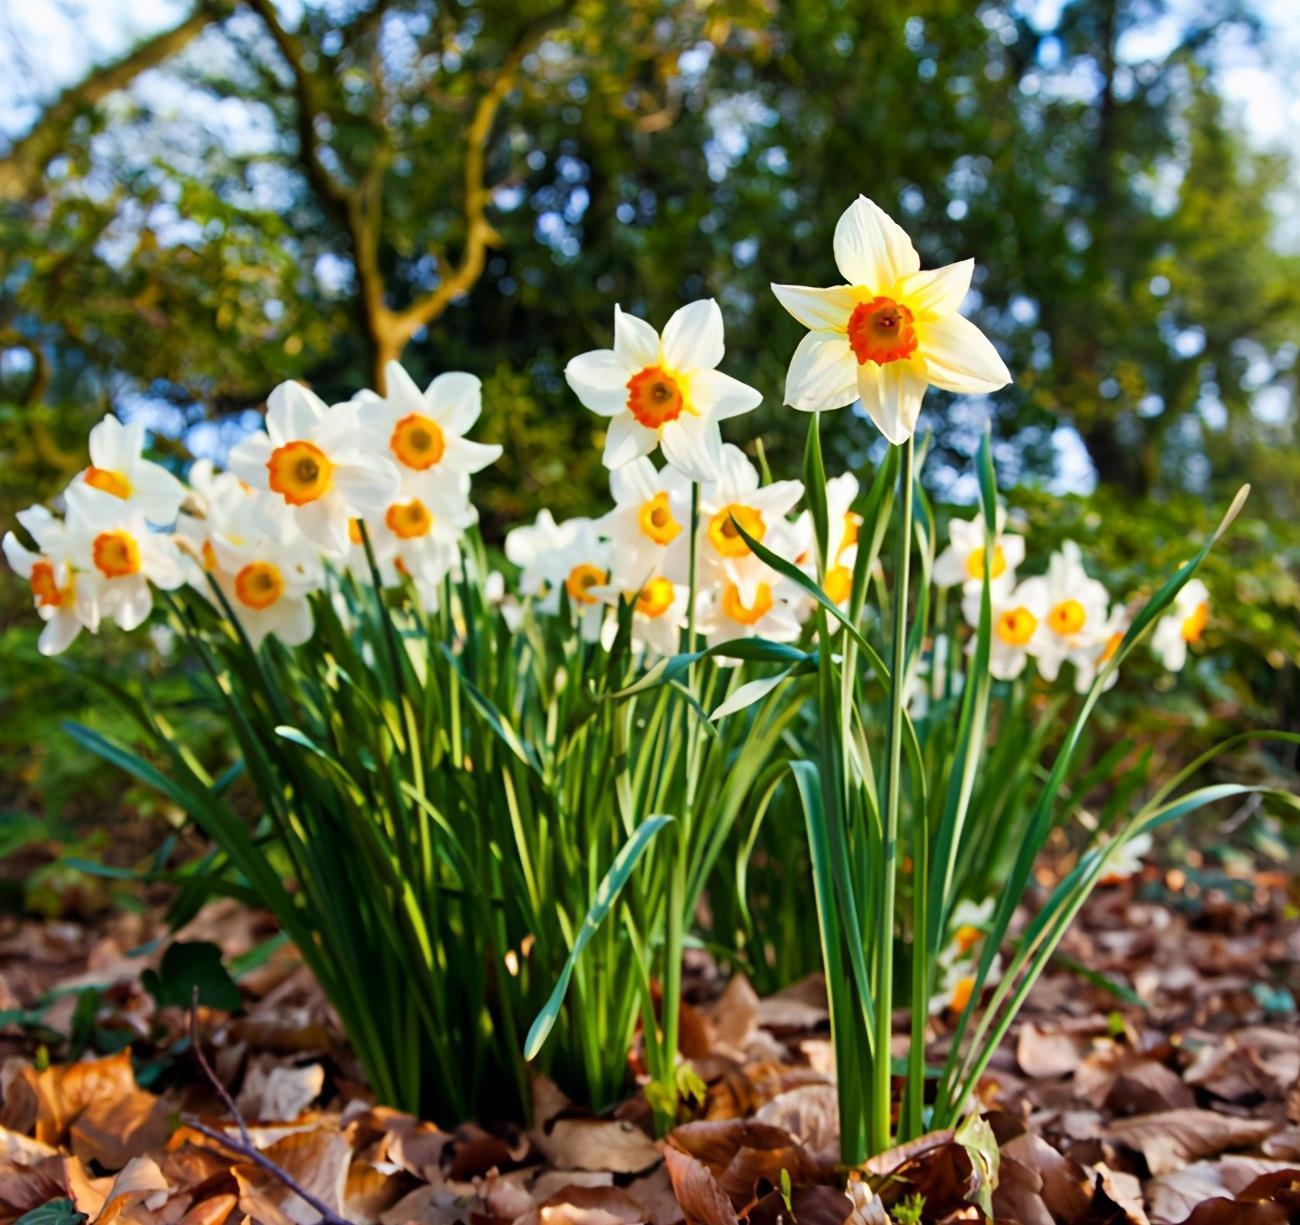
[784,331,858,412]
[426,371,482,433]
[266,381,328,443]
[613,305,662,369]
[659,414,723,483]
[661,298,725,371]
[833,196,920,291]
[603,414,658,470]
[918,314,1012,395]
[770,283,859,331]
[896,259,974,320]
[566,349,631,416]
[856,359,927,445]
[689,368,762,421]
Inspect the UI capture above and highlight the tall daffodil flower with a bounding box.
[1152,578,1209,672]
[565,299,762,482]
[2,506,86,656]
[229,381,400,559]
[69,415,188,526]
[772,195,1012,442]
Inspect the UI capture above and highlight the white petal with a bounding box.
[896,259,974,319]
[661,299,724,372]
[833,196,920,291]
[659,414,723,482]
[38,612,82,656]
[918,315,1012,395]
[112,578,153,631]
[266,381,328,443]
[296,498,349,557]
[771,283,859,331]
[88,416,142,472]
[603,414,657,470]
[784,332,858,412]
[131,462,187,525]
[613,305,661,369]
[383,361,429,416]
[275,598,315,647]
[227,433,274,488]
[3,531,38,577]
[426,371,482,433]
[856,359,927,445]
[610,457,658,504]
[334,456,401,514]
[441,436,502,475]
[566,349,631,416]
[689,368,762,421]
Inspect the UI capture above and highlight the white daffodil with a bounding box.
[1071,604,1130,695]
[2,506,86,656]
[68,415,187,526]
[228,381,400,558]
[665,444,804,589]
[699,570,803,652]
[929,954,1001,1018]
[564,299,762,481]
[594,575,690,657]
[184,459,253,528]
[1151,578,1209,672]
[207,513,325,649]
[1098,832,1153,885]
[964,578,1049,682]
[792,472,863,610]
[595,457,693,589]
[933,507,1024,595]
[357,484,477,602]
[353,362,502,495]
[64,484,185,632]
[772,195,1012,443]
[941,898,995,966]
[1015,542,1109,682]
[518,516,612,643]
[505,509,578,598]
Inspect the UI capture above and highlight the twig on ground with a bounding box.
[186,991,357,1225]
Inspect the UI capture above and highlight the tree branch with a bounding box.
[0,3,230,202]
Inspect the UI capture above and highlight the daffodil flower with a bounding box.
[1071,605,1129,695]
[1097,832,1153,885]
[64,484,185,632]
[665,444,804,589]
[933,507,1024,595]
[592,575,690,657]
[595,458,692,590]
[565,299,762,481]
[69,415,187,526]
[354,362,502,496]
[2,506,86,656]
[700,570,804,652]
[508,515,611,643]
[929,954,1001,1017]
[205,508,326,649]
[772,195,1012,442]
[1152,578,1209,672]
[1014,542,1110,681]
[353,484,478,604]
[229,381,400,558]
[964,579,1048,682]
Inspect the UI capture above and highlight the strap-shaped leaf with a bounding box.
[524,813,674,1060]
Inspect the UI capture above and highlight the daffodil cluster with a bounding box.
[5,362,500,653]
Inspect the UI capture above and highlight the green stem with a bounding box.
[874,434,914,1150]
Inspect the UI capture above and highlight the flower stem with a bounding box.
[874,434,914,1150]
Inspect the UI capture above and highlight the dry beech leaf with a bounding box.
[176,1196,239,1225]
[662,1146,736,1225]
[707,975,759,1054]
[0,1124,59,1165]
[516,1183,648,1225]
[1108,1109,1278,1175]
[238,1062,325,1123]
[537,1119,659,1174]
[23,1051,138,1146]
[753,1085,839,1163]
[1017,1022,1091,1079]
[0,1153,69,1221]
[233,1128,352,1225]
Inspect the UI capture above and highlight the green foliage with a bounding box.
[141,940,243,1012]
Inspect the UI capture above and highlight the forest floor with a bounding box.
[1,861,1298,1225]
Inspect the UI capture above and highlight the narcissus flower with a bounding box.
[64,484,185,631]
[666,445,803,588]
[1152,578,1209,672]
[933,507,1024,595]
[3,506,86,656]
[930,954,1001,1017]
[700,571,803,651]
[510,516,612,643]
[69,415,187,526]
[565,300,762,481]
[595,458,692,589]
[1071,605,1129,695]
[229,381,400,558]
[593,575,689,657]
[772,195,1012,443]
[1015,542,1110,682]
[1098,832,1153,885]
[964,579,1049,681]
[354,362,502,494]
[205,511,325,649]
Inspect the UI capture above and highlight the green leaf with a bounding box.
[141,941,242,1012]
[15,1201,87,1225]
[955,1112,999,1219]
[525,813,674,1061]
